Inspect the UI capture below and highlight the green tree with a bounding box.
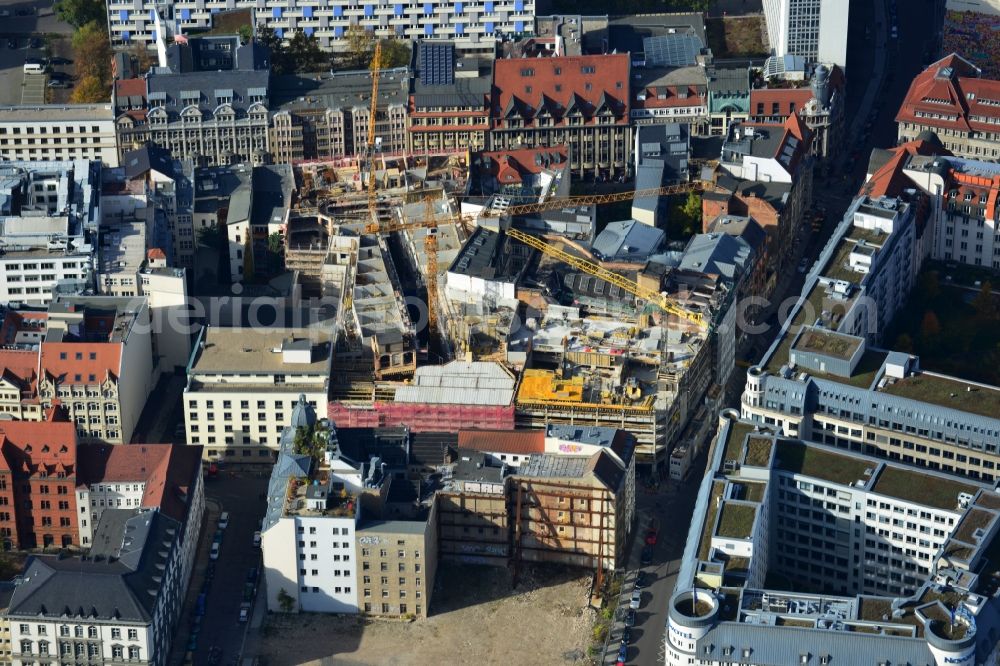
[70,75,109,103]
[238,24,254,44]
[895,333,914,353]
[378,38,411,68]
[54,0,105,29]
[277,588,295,613]
[256,25,289,75]
[286,31,329,72]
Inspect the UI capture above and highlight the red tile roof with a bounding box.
[0,419,78,476]
[147,248,166,261]
[76,444,202,521]
[492,54,630,128]
[457,429,545,455]
[39,343,121,385]
[478,146,569,184]
[861,138,950,198]
[634,84,707,110]
[0,349,39,396]
[749,87,814,116]
[895,53,1000,134]
[115,78,146,99]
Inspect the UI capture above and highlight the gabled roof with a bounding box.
[457,429,545,455]
[0,419,77,477]
[493,54,630,124]
[895,53,1000,133]
[0,350,39,397]
[39,343,121,385]
[861,137,951,198]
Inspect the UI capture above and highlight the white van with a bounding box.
[23,61,45,74]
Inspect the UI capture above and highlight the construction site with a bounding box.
[274,46,732,471]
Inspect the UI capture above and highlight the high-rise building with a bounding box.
[106,0,534,53]
[761,0,849,68]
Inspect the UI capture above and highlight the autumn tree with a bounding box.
[920,311,941,344]
[72,21,111,83]
[131,41,154,76]
[70,75,109,103]
[378,38,411,68]
[345,25,376,69]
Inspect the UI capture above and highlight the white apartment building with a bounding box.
[184,327,332,462]
[262,400,359,614]
[140,261,192,373]
[0,105,119,166]
[665,415,1000,666]
[762,0,849,68]
[0,160,101,305]
[108,0,534,52]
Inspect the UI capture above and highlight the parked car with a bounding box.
[195,592,207,616]
[206,561,216,580]
[247,567,259,583]
[186,635,198,652]
[620,625,631,644]
[617,644,628,663]
[218,512,230,529]
[252,530,262,547]
[0,10,10,17]
[15,8,33,16]
[47,80,71,88]
[209,542,220,560]
[239,606,250,623]
[644,529,657,546]
[798,258,810,274]
[213,529,224,544]
[629,589,642,610]
[625,609,636,627]
[49,56,72,65]
[7,38,17,49]
[634,572,647,589]
[28,37,42,49]
[640,546,653,565]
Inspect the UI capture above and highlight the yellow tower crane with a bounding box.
[476,181,706,218]
[365,39,383,225]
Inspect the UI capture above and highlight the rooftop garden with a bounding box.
[872,466,976,511]
[743,437,773,468]
[284,475,355,518]
[858,597,893,622]
[720,422,754,469]
[793,329,861,361]
[774,440,874,486]
[699,481,726,560]
[716,502,756,539]
[952,508,995,545]
[975,493,1000,511]
[880,373,1000,420]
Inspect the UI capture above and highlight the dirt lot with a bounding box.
[253,564,596,666]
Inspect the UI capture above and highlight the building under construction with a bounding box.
[434,425,636,571]
[513,303,714,467]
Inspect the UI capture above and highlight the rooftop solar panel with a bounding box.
[642,33,703,68]
[419,43,455,86]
